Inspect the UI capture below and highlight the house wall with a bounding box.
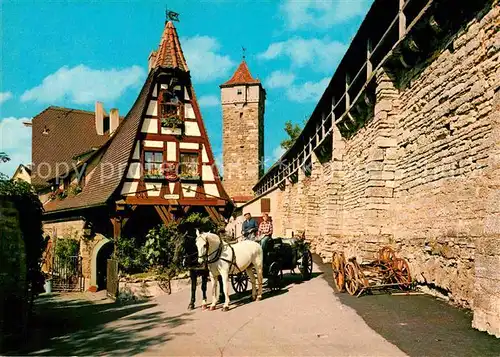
[227,3,500,336]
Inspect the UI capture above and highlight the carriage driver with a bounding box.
[241,213,258,240]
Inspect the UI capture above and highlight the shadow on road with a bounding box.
[314,254,500,357]
[5,293,193,356]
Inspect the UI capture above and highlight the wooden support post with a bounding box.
[345,74,351,111]
[399,0,406,39]
[367,39,373,79]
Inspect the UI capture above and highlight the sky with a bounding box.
[0,0,374,177]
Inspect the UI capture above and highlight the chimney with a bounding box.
[109,108,120,134]
[148,50,157,72]
[95,101,107,135]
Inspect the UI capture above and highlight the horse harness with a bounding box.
[202,235,242,274]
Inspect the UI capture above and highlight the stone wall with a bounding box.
[43,220,108,290]
[222,98,264,198]
[227,2,499,337]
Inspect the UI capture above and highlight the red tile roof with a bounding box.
[43,72,154,213]
[220,60,260,87]
[153,21,189,72]
[31,107,113,189]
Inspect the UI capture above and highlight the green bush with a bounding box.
[144,223,183,278]
[55,237,79,260]
[116,236,148,274]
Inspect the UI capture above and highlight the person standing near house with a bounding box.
[258,213,273,258]
[241,213,258,241]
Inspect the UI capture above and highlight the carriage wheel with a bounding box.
[267,262,283,291]
[299,250,313,280]
[344,262,359,296]
[378,246,396,263]
[231,272,249,294]
[331,251,345,292]
[393,258,411,290]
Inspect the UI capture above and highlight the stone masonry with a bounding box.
[228,2,499,337]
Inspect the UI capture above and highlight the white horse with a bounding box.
[195,229,263,311]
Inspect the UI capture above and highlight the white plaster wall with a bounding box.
[202,165,215,181]
[202,146,209,163]
[141,118,158,134]
[146,101,158,116]
[167,142,176,161]
[143,140,163,148]
[145,182,161,197]
[132,142,141,160]
[185,103,196,119]
[179,142,199,150]
[182,183,197,197]
[185,121,201,136]
[121,181,138,196]
[126,163,141,179]
[204,183,219,199]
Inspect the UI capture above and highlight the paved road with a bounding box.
[104,264,406,356]
[21,256,500,356]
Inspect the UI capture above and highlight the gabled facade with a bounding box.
[34,19,233,291]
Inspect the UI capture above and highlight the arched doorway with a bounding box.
[96,241,114,291]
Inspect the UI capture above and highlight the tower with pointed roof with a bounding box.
[220,60,266,201]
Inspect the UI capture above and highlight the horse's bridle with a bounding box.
[200,234,243,273]
[200,235,224,264]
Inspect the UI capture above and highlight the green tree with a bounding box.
[0,152,10,163]
[280,120,303,150]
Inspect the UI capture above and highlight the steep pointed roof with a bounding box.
[220,60,260,87]
[153,21,189,71]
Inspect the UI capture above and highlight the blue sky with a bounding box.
[0,0,373,176]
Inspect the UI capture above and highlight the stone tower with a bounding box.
[220,60,266,200]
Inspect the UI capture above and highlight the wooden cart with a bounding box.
[331,247,412,297]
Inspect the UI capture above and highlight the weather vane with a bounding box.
[242,46,246,60]
[166,7,180,22]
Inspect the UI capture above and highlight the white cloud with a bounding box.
[20,65,145,105]
[286,77,330,103]
[258,37,347,73]
[0,117,32,177]
[265,71,296,89]
[181,36,235,83]
[197,95,220,107]
[281,0,373,30]
[0,92,13,105]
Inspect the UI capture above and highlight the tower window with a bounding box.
[237,89,242,95]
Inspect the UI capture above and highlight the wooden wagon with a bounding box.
[331,247,412,297]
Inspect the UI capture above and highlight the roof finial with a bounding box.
[242,46,246,60]
[165,7,180,23]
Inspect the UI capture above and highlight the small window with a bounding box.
[179,152,199,178]
[237,89,242,95]
[144,151,163,177]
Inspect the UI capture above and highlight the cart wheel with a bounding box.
[378,246,396,263]
[393,258,411,290]
[331,251,345,292]
[344,262,359,296]
[299,250,313,280]
[231,272,249,293]
[267,262,283,291]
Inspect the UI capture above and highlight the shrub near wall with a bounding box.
[0,179,46,352]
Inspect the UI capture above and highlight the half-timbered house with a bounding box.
[34,19,233,291]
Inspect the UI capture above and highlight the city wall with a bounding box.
[227,4,500,336]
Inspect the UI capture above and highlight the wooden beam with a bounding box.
[367,39,373,79]
[154,205,171,225]
[205,206,220,224]
[399,0,406,39]
[124,197,227,206]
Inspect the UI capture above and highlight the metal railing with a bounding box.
[254,0,437,196]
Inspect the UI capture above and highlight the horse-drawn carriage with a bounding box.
[230,234,314,293]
